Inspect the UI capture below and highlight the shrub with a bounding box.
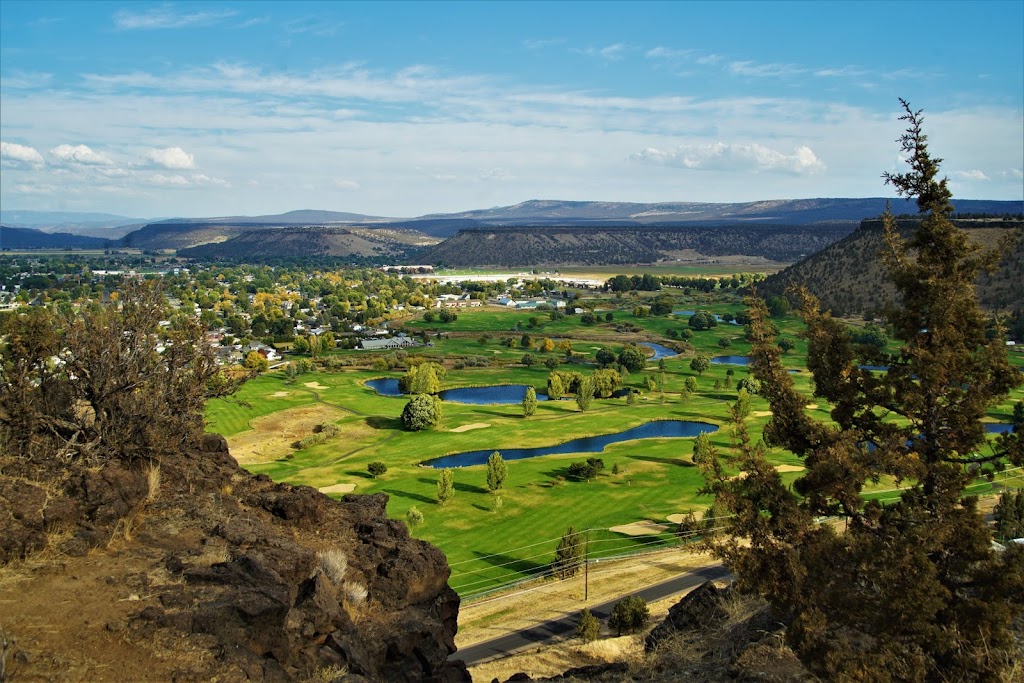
[299,432,328,449]
[576,608,600,642]
[406,506,424,528]
[368,461,388,478]
[608,596,649,635]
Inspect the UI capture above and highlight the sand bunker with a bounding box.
[751,410,772,418]
[609,521,669,536]
[318,483,356,494]
[449,423,491,433]
[304,382,329,390]
[227,404,347,465]
[666,511,706,525]
[271,391,290,398]
[805,403,819,410]
[775,464,805,473]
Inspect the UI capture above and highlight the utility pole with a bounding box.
[584,528,590,602]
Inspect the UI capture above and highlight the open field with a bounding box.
[206,291,1024,596]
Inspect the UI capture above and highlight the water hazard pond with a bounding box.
[365,378,548,404]
[639,342,679,360]
[423,419,719,468]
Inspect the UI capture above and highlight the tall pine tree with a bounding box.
[698,101,1024,680]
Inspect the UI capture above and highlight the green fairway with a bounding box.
[206,293,1023,597]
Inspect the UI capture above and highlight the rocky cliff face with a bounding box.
[0,433,469,682]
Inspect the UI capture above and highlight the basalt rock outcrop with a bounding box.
[0,432,469,682]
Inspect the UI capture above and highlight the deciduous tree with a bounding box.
[486,451,508,492]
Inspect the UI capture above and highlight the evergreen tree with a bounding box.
[486,451,508,492]
[553,526,583,579]
[699,101,1024,681]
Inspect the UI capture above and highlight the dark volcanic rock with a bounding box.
[645,580,728,652]
[0,434,469,682]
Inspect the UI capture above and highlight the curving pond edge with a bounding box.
[423,419,720,468]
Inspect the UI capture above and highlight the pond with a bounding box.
[422,419,719,468]
[366,378,547,404]
[438,384,549,404]
[985,423,1016,434]
[711,355,751,366]
[366,378,402,397]
[639,342,678,360]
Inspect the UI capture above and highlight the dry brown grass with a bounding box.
[145,463,161,503]
[226,404,347,464]
[318,549,348,584]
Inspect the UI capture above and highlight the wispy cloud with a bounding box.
[113,5,238,31]
[333,179,360,191]
[523,38,565,51]
[727,60,806,78]
[1,70,54,89]
[576,43,629,62]
[952,169,989,181]
[282,15,342,37]
[631,142,826,175]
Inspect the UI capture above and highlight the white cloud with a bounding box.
[282,15,342,37]
[333,179,361,191]
[645,47,695,60]
[1,70,54,89]
[631,142,826,175]
[113,6,238,30]
[1,140,45,166]
[150,173,191,186]
[148,172,228,188]
[728,60,806,78]
[147,146,195,169]
[49,143,114,166]
[479,167,516,182]
[576,43,628,61]
[523,38,564,51]
[952,169,989,181]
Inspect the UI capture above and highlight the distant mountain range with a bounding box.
[3,198,1021,258]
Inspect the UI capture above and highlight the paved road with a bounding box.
[451,563,731,666]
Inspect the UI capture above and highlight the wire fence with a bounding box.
[452,466,1023,602]
[452,515,735,600]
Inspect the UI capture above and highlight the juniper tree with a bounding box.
[553,526,583,579]
[697,101,1024,681]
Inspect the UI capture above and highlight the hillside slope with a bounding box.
[177,226,437,260]
[0,225,113,249]
[760,218,1024,315]
[420,225,853,266]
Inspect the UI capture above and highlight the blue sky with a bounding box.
[1,1,1021,218]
